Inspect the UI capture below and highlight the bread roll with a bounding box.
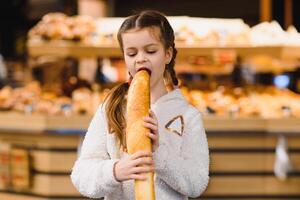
[126,69,155,200]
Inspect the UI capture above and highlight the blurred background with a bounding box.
[0,0,300,199]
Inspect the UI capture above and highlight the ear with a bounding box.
[165,47,173,64]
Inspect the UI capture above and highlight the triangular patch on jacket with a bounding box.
[165,115,184,136]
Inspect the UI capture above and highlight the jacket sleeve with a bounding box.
[70,104,121,198]
[153,110,209,198]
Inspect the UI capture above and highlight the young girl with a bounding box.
[71,10,209,200]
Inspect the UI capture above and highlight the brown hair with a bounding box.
[104,10,178,148]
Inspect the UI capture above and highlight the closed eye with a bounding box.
[147,50,156,54]
[126,52,136,57]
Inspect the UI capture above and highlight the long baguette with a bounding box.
[126,69,155,200]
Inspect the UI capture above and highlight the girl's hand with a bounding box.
[114,151,154,182]
[143,110,159,152]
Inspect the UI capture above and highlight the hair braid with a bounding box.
[167,43,178,86]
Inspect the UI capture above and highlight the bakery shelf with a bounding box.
[203,116,266,132]
[27,40,300,59]
[0,112,299,134]
[204,116,300,133]
[0,112,91,133]
[177,45,300,59]
[27,40,122,58]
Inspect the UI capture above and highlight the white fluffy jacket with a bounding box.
[71,89,209,200]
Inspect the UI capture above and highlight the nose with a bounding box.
[135,52,148,64]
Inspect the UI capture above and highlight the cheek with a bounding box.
[153,67,165,78]
[153,58,166,76]
[151,65,165,82]
[124,58,135,75]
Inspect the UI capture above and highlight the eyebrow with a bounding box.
[125,43,158,51]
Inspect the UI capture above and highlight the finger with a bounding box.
[149,110,157,119]
[143,116,157,125]
[131,166,155,174]
[132,157,154,166]
[143,122,158,132]
[130,151,152,160]
[147,132,158,140]
[130,174,147,181]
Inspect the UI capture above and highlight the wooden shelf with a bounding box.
[27,41,122,58]
[0,112,91,133]
[27,40,300,59]
[177,45,300,59]
[0,112,299,133]
[176,64,233,74]
[204,116,300,133]
[203,116,267,132]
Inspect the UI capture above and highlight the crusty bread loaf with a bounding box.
[126,70,155,200]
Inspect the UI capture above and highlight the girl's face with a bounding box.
[121,27,172,89]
